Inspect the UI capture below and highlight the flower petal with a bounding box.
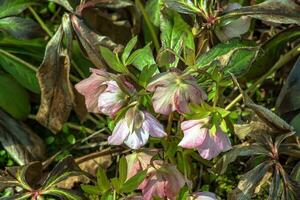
[196,133,221,160]
[179,120,207,148]
[124,128,149,149]
[75,68,108,113]
[108,119,129,145]
[152,86,176,115]
[192,192,217,200]
[143,112,167,138]
[213,130,232,153]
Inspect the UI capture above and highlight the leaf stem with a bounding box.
[135,0,160,52]
[28,6,54,37]
[225,43,300,110]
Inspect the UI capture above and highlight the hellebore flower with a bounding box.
[139,161,186,200]
[75,68,109,113]
[215,3,251,42]
[188,192,217,200]
[126,150,157,179]
[98,80,128,118]
[108,107,167,149]
[147,69,207,115]
[179,119,231,160]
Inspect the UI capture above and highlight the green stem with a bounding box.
[29,6,53,37]
[135,0,160,52]
[225,43,300,111]
[167,112,173,135]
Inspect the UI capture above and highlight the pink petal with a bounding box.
[193,192,217,200]
[143,112,167,138]
[75,68,108,113]
[141,174,166,200]
[146,72,175,92]
[174,88,190,114]
[213,130,232,153]
[124,129,149,149]
[196,133,222,160]
[108,119,129,145]
[165,165,186,198]
[179,120,207,148]
[152,86,176,115]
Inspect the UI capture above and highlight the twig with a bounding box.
[29,6,54,37]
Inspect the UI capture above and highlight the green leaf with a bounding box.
[160,11,194,67]
[122,36,137,64]
[165,0,201,14]
[138,64,158,87]
[0,74,30,119]
[195,39,258,78]
[127,44,156,70]
[0,0,35,18]
[100,46,126,73]
[96,166,111,193]
[0,109,45,165]
[177,186,189,200]
[43,188,88,200]
[80,185,102,195]
[0,17,42,39]
[0,49,40,93]
[49,0,75,12]
[245,27,300,80]
[119,170,147,193]
[221,0,300,25]
[118,156,127,184]
[145,0,162,26]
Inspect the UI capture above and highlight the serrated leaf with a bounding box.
[0,0,35,18]
[145,0,162,26]
[0,49,40,93]
[100,46,126,73]
[119,170,147,193]
[195,39,258,78]
[160,11,194,68]
[126,44,156,70]
[118,156,127,184]
[122,36,137,64]
[0,17,42,39]
[138,64,158,87]
[221,0,300,25]
[80,185,102,195]
[96,166,111,193]
[0,109,45,165]
[0,74,30,119]
[36,26,74,133]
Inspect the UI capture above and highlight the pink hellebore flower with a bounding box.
[98,80,128,118]
[75,68,109,113]
[139,161,186,200]
[188,192,217,200]
[179,119,231,160]
[147,69,207,115]
[108,107,167,149]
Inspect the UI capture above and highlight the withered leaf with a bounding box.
[222,0,300,25]
[0,109,45,165]
[71,15,119,68]
[37,26,74,133]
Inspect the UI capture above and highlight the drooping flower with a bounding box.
[108,107,167,149]
[125,150,157,179]
[98,80,128,118]
[188,192,217,200]
[179,119,231,160]
[215,3,251,42]
[139,161,186,200]
[75,68,109,113]
[146,69,207,115]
